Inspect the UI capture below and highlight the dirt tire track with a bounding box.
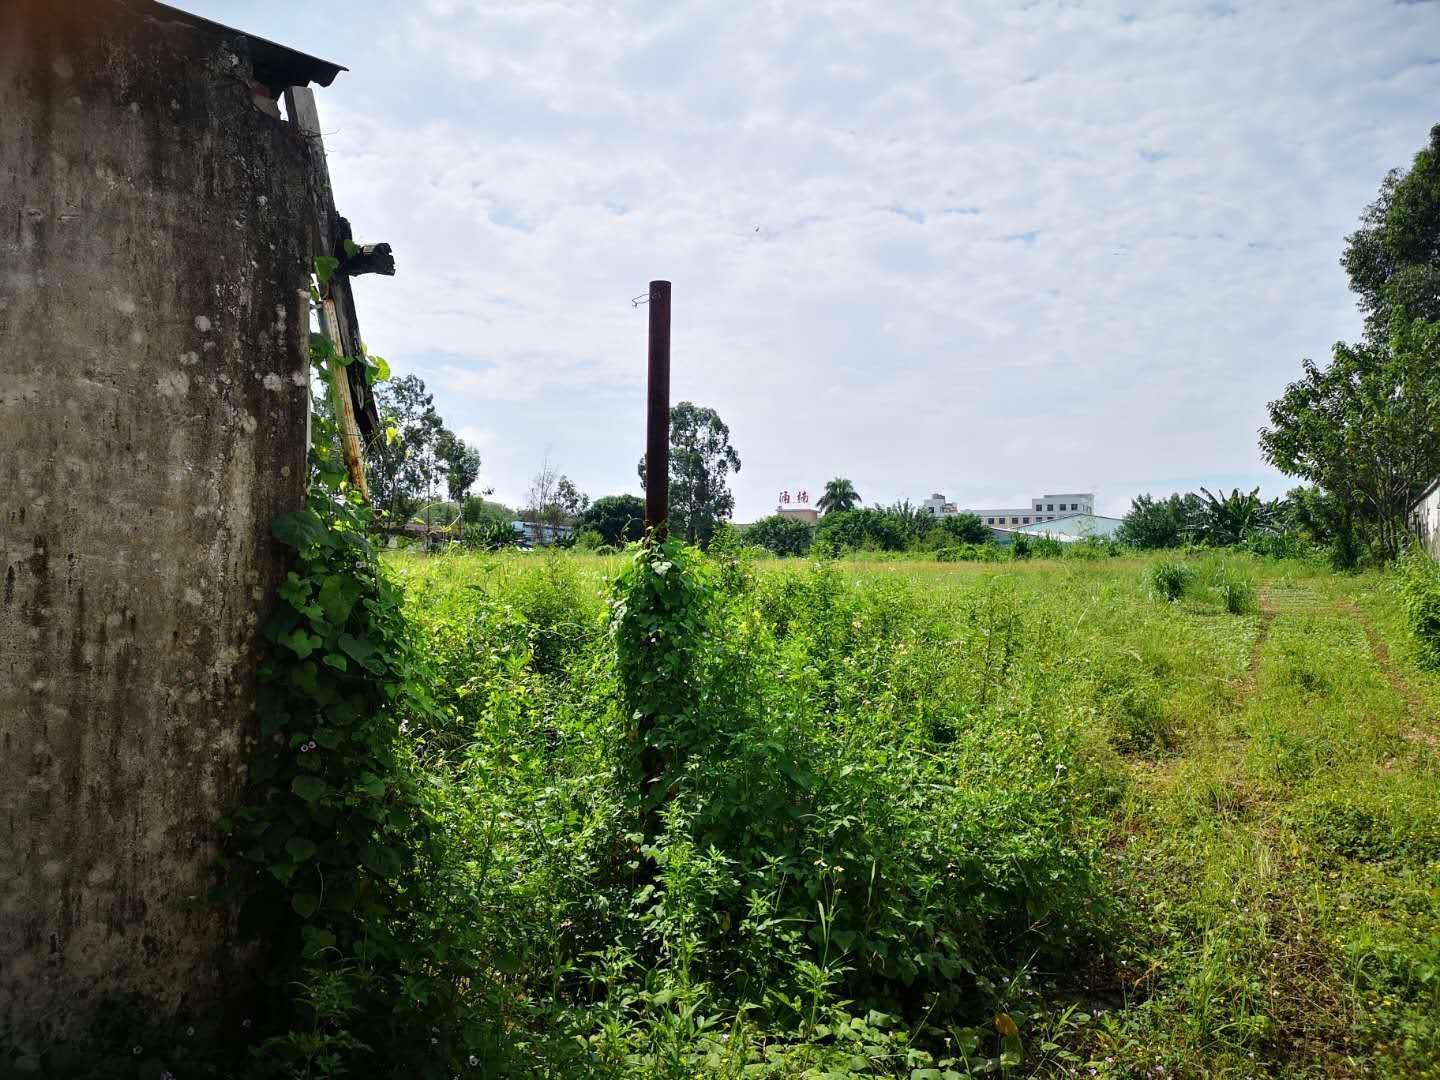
[1242,588,1277,694]
[1343,600,1440,754]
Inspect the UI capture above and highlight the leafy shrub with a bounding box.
[1146,559,1193,602]
[1395,546,1440,668]
[463,519,519,551]
[926,512,991,545]
[813,507,909,552]
[1065,537,1121,560]
[935,542,1006,562]
[745,512,815,556]
[611,559,1107,1029]
[1011,534,1032,559]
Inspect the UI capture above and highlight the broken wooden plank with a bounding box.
[283,84,380,494]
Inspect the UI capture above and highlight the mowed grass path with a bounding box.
[1099,567,1440,1078]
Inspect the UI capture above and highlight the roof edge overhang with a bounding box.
[136,0,346,91]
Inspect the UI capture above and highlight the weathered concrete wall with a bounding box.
[0,0,314,1045]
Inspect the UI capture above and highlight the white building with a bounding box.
[1412,481,1440,559]
[1011,513,1123,542]
[925,491,1097,529]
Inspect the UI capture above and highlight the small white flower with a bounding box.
[132,1045,143,1055]
[469,1054,479,1066]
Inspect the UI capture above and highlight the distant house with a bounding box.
[970,492,1096,528]
[1412,482,1440,558]
[924,491,1097,528]
[511,520,575,547]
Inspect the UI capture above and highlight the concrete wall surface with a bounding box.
[0,0,313,1045]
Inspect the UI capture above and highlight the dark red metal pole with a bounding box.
[645,279,671,538]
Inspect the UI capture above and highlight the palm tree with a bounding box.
[1189,486,1279,546]
[817,477,861,515]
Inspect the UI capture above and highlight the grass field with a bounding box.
[384,548,1439,1077]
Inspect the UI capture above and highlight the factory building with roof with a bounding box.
[922,491,1097,529]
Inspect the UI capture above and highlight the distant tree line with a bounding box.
[366,374,485,525]
[1116,486,1355,559]
[363,388,748,552]
[741,478,993,557]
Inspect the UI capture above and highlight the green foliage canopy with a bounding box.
[1189,486,1280,547]
[1261,329,1440,561]
[578,493,647,547]
[1262,124,1440,562]
[1342,123,1440,341]
[434,428,482,505]
[814,507,909,552]
[817,476,862,514]
[1118,493,1200,549]
[745,513,815,556]
[637,401,742,547]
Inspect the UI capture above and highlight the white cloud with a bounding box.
[211,0,1440,519]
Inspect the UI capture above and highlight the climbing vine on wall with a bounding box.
[212,260,449,1071]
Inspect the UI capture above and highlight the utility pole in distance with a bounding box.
[645,279,671,538]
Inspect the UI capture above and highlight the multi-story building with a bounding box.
[924,491,1096,529]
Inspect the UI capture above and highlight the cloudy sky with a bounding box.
[196,0,1439,519]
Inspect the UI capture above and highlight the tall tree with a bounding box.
[1342,124,1440,341]
[1261,124,1440,562]
[554,476,590,522]
[434,428,482,505]
[1261,326,1440,561]
[817,477,861,515]
[525,455,588,541]
[637,402,742,547]
[524,456,559,527]
[368,374,444,522]
[813,508,907,553]
[880,499,927,541]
